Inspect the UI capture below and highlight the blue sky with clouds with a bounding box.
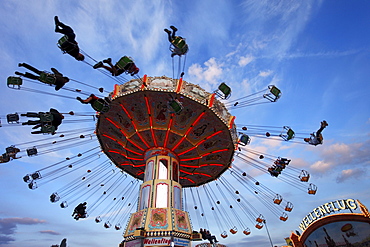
[0,1,369,247]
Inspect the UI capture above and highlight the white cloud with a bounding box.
[238,55,254,67]
[336,168,367,183]
[258,70,272,77]
[188,57,223,86]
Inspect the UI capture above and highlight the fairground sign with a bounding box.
[299,199,358,231]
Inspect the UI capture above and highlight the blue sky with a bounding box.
[0,1,369,247]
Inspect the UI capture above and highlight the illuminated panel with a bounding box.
[156,183,168,208]
[144,160,154,182]
[174,186,182,209]
[158,159,168,179]
[140,184,151,210]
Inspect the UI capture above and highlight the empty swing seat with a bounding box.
[169,99,183,114]
[280,126,295,141]
[299,170,310,182]
[220,231,228,238]
[263,85,281,102]
[7,76,23,89]
[26,147,38,156]
[7,113,19,123]
[215,82,231,99]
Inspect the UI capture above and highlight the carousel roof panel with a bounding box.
[98,76,237,187]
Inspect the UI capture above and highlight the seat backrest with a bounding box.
[41,125,56,134]
[58,35,69,46]
[40,112,54,122]
[39,73,56,85]
[171,37,189,54]
[92,99,110,113]
[116,56,133,69]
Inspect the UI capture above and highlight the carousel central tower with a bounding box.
[96,76,237,246]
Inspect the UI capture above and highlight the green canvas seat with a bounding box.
[7,76,23,89]
[115,56,134,70]
[39,73,56,85]
[263,85,281,102]
[215,82,231,99]
[238,134,250,146]
[280,126,295,141]
[171,37,189,55]
[92,99,110,113]
[169,99,183,114]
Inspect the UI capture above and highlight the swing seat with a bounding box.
[299,170,310,182]
[280,126,295,141]
[308,183,317,195]
[285,202,293,212]
[26,147,38,156]
[255,223,263,229]
[171,36,189,55]
[5,146,15,154]
[280,216,288,221]
[92,99,110,113]
[169,99,183,114]
[263,85,281,102]
[243,229,251,235]
[116,56,134,70]
[215,82,231,100]
[238,134,251,146]
[7,76,23,89]
[40,125,56,134]
[115,224,121,230]
[273,198,282,205]
[230,227,237,234]
[256,215,264,223]
[28,181,37,190]
[57,35,77,53]
[39,73,56,85]
[50,193,60,203]
[95,216,102,223]
[60,201,68,208]
[23,174,32,183]
[220,232,228,238]
[7,113,19,123]
[104,222,112,228]
[31,171,41,180]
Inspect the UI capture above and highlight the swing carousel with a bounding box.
[0,23,323,247]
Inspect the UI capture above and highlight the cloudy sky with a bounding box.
[0,1,369,247]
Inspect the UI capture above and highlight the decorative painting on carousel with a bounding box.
[127,210,146,235]
[173,209,191,233]
[148,208,169,230]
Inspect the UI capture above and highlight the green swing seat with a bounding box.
[39,113,55,134]
[39,73,56,85]
[57,35,77,53]
[215,82,231,100]
[92,99,110,113]
[169,99,183,114]
[263,85,281,102]
[280,126,295,141]
[7,76,23,89]
[171,36,189,55]
[116,56,134,70]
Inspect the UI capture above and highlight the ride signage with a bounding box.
[299,198,358,231]
[143,237,171,246]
